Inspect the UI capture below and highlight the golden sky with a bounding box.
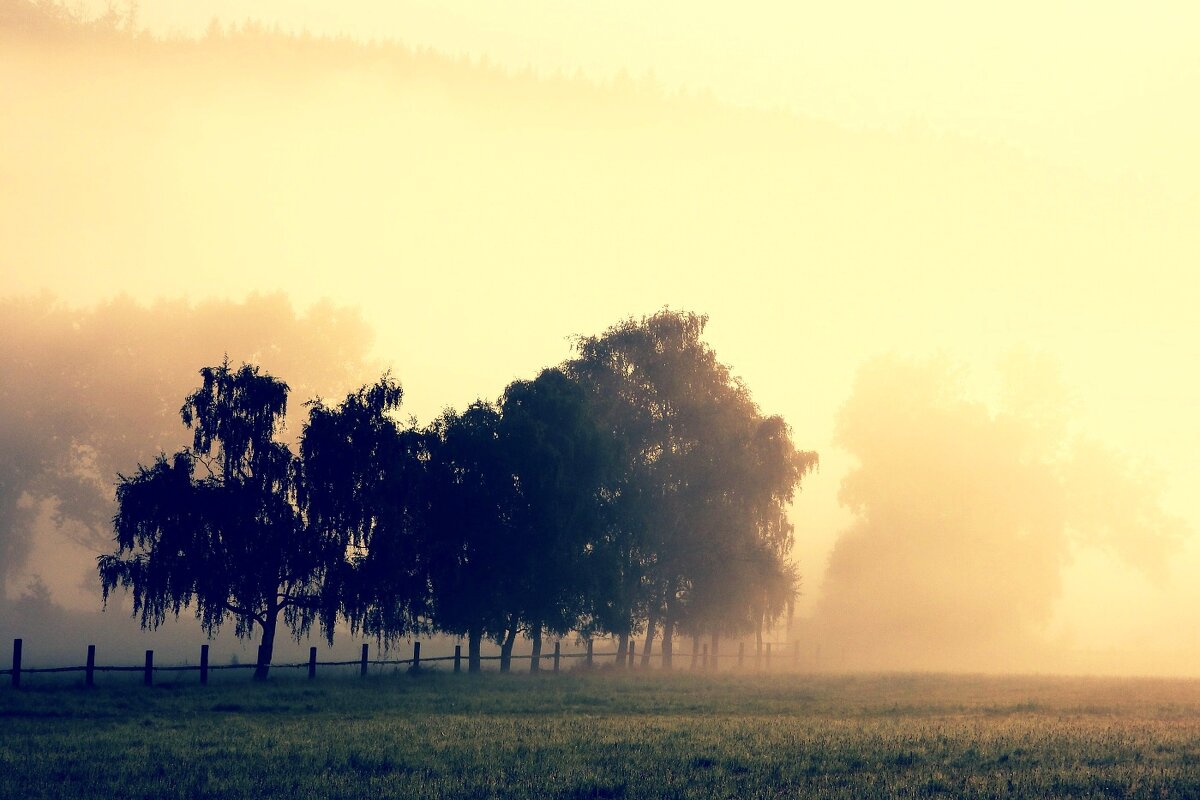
[4,0,1199,672]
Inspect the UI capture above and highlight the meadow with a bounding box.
[3,669,1200,799]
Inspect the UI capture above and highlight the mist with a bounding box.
[810,355,1189,673]
[2,1,1198,675]
[0,294,376,609]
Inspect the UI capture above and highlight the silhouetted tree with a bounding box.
[423,401,516,672]
[496,368,614,671]
[299,375,429,642]
[98,361,396,679]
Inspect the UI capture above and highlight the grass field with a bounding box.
[3,669,1200,799]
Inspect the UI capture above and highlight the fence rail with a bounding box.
[3,636,802,688]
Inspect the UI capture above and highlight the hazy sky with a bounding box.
[124,0,1200,193]
[4,1,1199,672]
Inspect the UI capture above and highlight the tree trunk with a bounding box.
[616,632,628,668]
[641,613,658,667]
[662,616,674,669]
[530,626,542,673]
[254,606,278,681]
[499,619,518,673]
[468,628,482,674]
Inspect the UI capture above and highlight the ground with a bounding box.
[3,669,1200,799]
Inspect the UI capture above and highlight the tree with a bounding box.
[298,375,425,643]
[496,368,614,671]
[568,309,816,665]
[98,361,387,679]
[423,401,516,672]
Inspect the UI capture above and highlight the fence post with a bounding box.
[738,641,745,670]
[701,643,709,671]
[690,642,698,671]
[360,643,369,677]
[411,641,421,672]
[308,646,317,680]
[454,644,462,674]
[85,645,96,688]
[553,642,561,673]
[10,639,20,689]
[765,642,772,670]
[628,639,638,669]
[200,644,209,685]
[144,650,153,687]
[585,639,593,669]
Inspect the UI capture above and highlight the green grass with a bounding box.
[4,670,1200,798]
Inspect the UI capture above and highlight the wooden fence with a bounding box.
[2,637,802,688]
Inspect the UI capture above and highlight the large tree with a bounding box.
[97,361,393,679]
[568,309,816,665]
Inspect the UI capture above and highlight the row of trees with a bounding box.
[99,311,817,679]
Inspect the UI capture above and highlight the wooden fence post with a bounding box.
[85,645,95,688]
[701,643,708,671]
[360,643,369,677]
[628,639,637,669]
[308,646,317,680]
[200,644,209,685]
[553,642,561,673]
[738,641,744,670]
[454,644,462,673]
[585,639,593,668]
[690,642,698,671]
[10,639,20,689]
[144,650,153,687]
[412,641,421,672]
[765,642,772,670]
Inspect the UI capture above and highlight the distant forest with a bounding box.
[97,310,816,679]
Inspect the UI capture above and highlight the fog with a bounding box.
[1,2,1198,674]
[0,294,376,658]
[810,355,1187,672]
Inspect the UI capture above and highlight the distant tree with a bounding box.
[98,361,396,679]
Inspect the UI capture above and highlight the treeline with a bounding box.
[98,311,816,679]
